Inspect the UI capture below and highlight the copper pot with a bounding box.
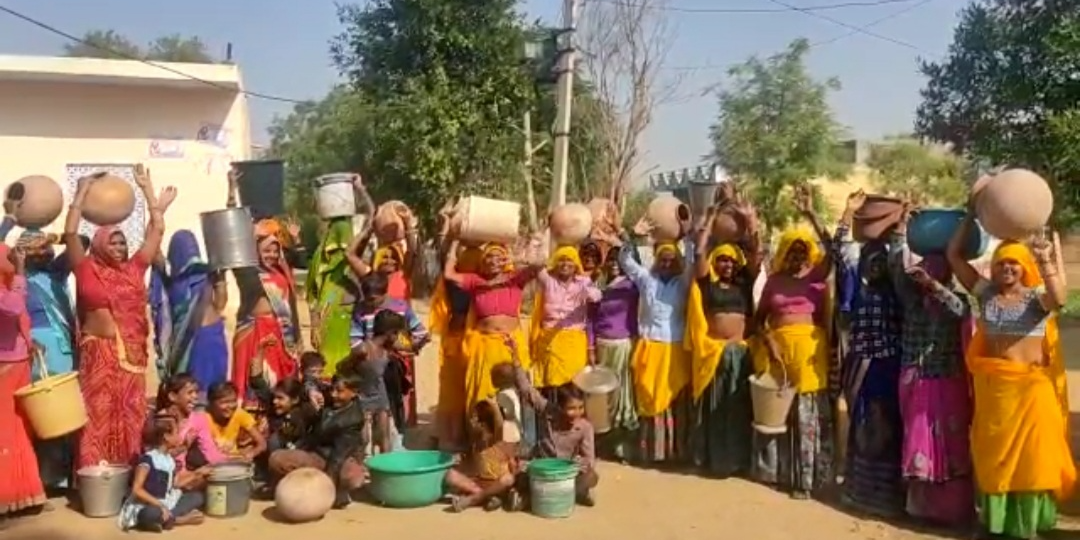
[852,194,903,242]
[83,174,135,226]
[373,200,414,245]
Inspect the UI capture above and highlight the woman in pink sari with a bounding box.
[64,169,174,468]
[0,244,46,517]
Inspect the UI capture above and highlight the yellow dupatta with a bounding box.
[529,245,590,387]
[685,243,747,401]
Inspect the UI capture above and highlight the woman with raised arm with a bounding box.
[596,212,695,465]
[429,201,485,451]
[833,191,904,517]
[66,167,174,468]
[750,184,836,499]
[149,230,228,403]
[226,170,300,408]
[307,175,370,375]
[947,212,1074,540]
[344,199,418,302]
[0,200,79,490]
[684,195,761,477]
[0,244,47,517]
[891,204,974,527]
[442,237,543,415]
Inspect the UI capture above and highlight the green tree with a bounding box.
[268,88,375,251]
[62,30,142,59]
[708,38,848,233]
[866,137,968,206]
[63,30,217,63]
[915,0,1080,226]
[331,0,535,223]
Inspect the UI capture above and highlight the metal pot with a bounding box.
[200,208,258,270]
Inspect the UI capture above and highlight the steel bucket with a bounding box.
[200,207,259,270]
[687,180,720,219]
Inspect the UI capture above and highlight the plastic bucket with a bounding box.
[15,368,88,440]
[232,159,285,220]
[77,463,131,517]
[365,450,454,508]
[528,458,578,519]
[452,196,521,245]
[749,361,796,433]
[313,173,356,219]
[206,462,253,518]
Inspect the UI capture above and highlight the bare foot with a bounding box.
[176,510,205,526]
[449,495,474,513]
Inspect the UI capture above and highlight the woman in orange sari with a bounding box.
[65,168,173,468]
[0,244,47,517]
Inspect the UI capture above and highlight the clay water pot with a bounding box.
[710,203,746,244]
[373,200,414,245]
[852,194,903,242]
[6,175,63,229]
[549,203,594,246]
[82,173,135,226]
[646,195,691,243]
[586,197,619,236]
[273,467,336,523]
[975,168,1054,241]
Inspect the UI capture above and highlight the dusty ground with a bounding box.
[8,302,1080,539]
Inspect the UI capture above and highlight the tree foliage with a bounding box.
[62,30,218,63]
[915,0,1080,226]
[866,137,968,206]
[709,39,849,232]
[330,0,536,221]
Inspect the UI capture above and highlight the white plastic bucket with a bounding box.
[453,196,520,244]
[314,173,356,219]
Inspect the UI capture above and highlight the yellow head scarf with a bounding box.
[706,243,747,282]
[991,241,1043,289]
[771,225,822,275]
[373,244,405,271]
[547,245,585,274]
[481,243,514,273]
[653,242,683,273]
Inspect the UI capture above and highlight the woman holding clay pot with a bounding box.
[64,166,175,468]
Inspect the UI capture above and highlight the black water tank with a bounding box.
[231,159,285,220]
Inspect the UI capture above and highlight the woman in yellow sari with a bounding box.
[597,218,694,464]
[686,202,761,477]
[947,214,1074,540]
[429,206,484,452]
[442,240,542,422]
[751,188,835,498]
[530,245,601,392]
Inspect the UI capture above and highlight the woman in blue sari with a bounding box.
[150,230,228,401]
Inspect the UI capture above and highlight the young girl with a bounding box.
[204,382,267,461]
[444,399,520,512]
[117,416,206,531]
[156,374,220,475]
[267,379,315,453]
[517,378,599,506]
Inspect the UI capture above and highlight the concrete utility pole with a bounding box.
[550,0,582,209]
[522,110,538,231]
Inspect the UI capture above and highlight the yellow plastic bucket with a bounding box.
[15,366,88,440]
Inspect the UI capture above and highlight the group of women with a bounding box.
[429,184,1075,540]
[0,161,1075,539]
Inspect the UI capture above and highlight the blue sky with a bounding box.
[0,0,963,174]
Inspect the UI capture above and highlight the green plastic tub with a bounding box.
[364,450,454,508]
[528,458,579,519]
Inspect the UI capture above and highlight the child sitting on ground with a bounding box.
[513,369,599,506]
[267,373,367,508]
[205,381,267,462]
[444,399,521,512]
[267,378,316,452]
[118,415,206,532]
